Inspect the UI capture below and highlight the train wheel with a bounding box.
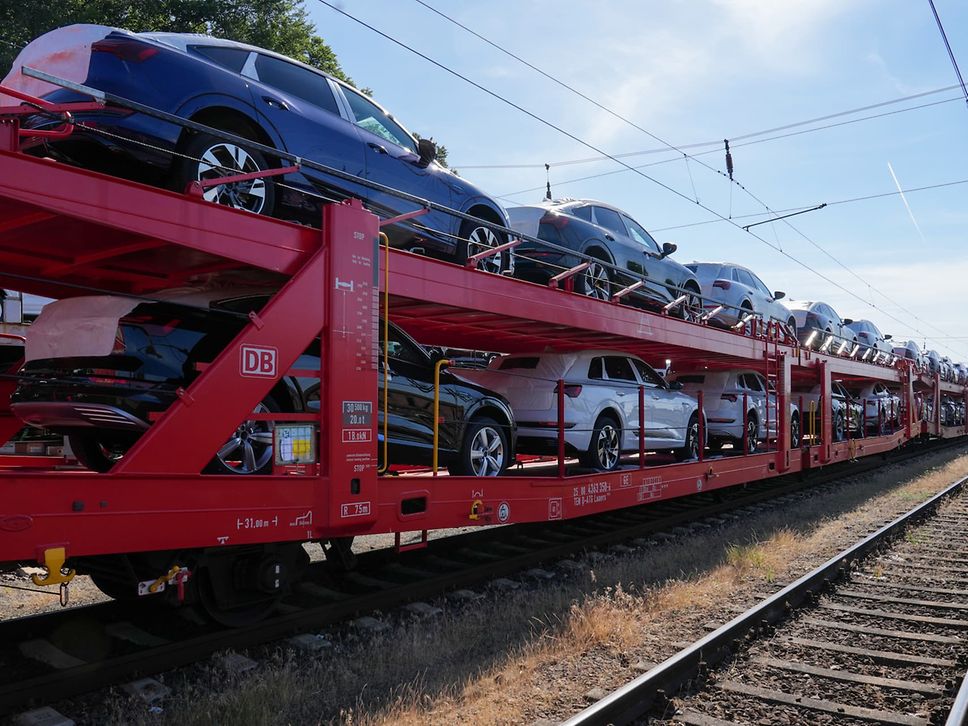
[196,544,307,627]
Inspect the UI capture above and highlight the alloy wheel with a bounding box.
[197,143,267,214]
[468,424,505,476]
[216,402,275,474]
[466,225,505,274]
[583,262,611,300]
[596,422,620,469]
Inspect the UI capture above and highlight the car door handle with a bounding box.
[262,96,289,111]
[368,142,389,155]
[604,233,615,241]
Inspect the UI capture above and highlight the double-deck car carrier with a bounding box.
[0,87,965,623]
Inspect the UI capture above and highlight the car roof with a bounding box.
[138,31,340,82]
[135,30,403,125]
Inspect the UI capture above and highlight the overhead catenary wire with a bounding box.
[402,0,968,357]
[457,88,964,170]
[927,0,968,112]
[318,0,968,359]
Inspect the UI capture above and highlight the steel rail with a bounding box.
[946,669,968,726]
[0,435,962,716]
[564,465,968,726]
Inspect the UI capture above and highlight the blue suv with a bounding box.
[4,25,512,271]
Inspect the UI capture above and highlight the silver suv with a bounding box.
[685,262,796,330]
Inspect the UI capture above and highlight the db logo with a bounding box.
[240,345,278,378]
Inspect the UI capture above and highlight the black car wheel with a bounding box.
[678,282,703,320]
[175,130,276,216]
[581,414,621,470]
[457,220,510,274]
[69,432,138,473]
[790,412,801,449]
[744,414,759,454]
[834,410,845,442]
[208,397,280,475]
[674,413,701,462]
[448,416,508,476]
[577,259,612,301]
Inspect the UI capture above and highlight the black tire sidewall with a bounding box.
[449,416,508,476]
[176,130,276,216]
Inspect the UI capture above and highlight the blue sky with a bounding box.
[306,0,968,359]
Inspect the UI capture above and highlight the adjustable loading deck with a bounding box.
[0,133,964,576]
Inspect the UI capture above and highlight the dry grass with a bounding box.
[92,447,968,726]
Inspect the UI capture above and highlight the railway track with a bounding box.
[0,437,963,718]
[566,458,968,725]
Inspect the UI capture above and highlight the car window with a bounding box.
[750,273,772,297]
[603,356,636,382]
[342,86,418,153]
[254,54,339,114]
[735,269,756,288]
[588,357,604,380]
[592,207,627,237]
[745,374,764,392]
[191,45,249,73]
[380,325,427,366]
[631,358,663,387]
[622,216,661,253]
[571,205,592,222]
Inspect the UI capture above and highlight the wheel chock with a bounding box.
[30,547,76,587]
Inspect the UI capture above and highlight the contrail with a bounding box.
[888,161,927,244]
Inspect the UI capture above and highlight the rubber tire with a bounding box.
[790,413,801,449]
[674,412,701,462]
[448,416,509,477]
[833,411,845,442]
[677,282,703,320]
[173,128,276,217]
[739,302,754,334]
[456,218,510,274]
[69,432,137,473]
[576,255,613,301]
[581,414,621,471]
[744,415,759,454]
[205,395,282,475]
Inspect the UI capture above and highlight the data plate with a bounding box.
[274,424,316,465]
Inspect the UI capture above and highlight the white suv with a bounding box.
[457,350,703,470]
[670,369,801,453]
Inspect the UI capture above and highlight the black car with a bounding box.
[507,199,702,314]
[4,26,512,271]
[11,292,516,476]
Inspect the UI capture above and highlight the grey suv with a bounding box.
[508,200,702,315]
[685,262,796,329]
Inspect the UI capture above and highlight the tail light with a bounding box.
[92,38,160,63]
[554,382,583,398]
[111,326,126,354]
[712,279,731,290]
[721,393,738,402]
[542,212,570,230]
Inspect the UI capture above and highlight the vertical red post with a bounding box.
[743,392,749,456]
[323,200,380,529]
[697,390,705,462]
[638,385,645,469]
[862,399,868,438]
[798,395,804,444]
[557,378,565,478]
